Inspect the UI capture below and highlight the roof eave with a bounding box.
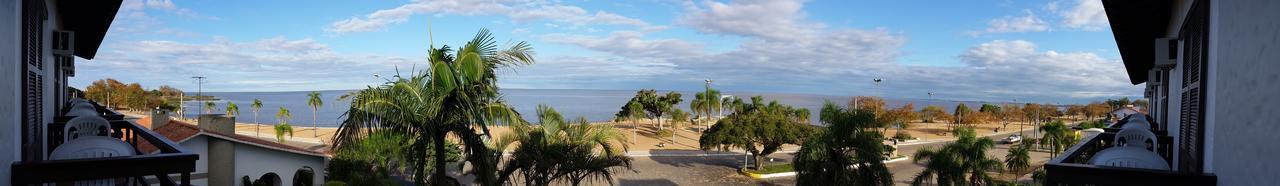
[56,0,124,60]
[1101,0,1173,85]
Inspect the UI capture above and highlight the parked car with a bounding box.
[1002,134,1023,144]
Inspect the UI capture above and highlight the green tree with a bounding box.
[795,101,893,185]
[615,100,646,144]
[954,103,972,127]
[912,127,1002,185]
[333,29,534,185]
[1004,143,1031,174]
[699,96,811,170]
[623,89,683,131]
[669,108,690,143]
[205,101,217,114]
[308,91,324,137]
[251,99,263,137]
[495,105,633,186]
[275,106,294,142]
[1039,121,1071,157]
[979,104,1001,113]
[225,101,240,117]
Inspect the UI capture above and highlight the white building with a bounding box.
[1047,0,1280,185]
[144,114,329,186]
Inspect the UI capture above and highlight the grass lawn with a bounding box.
[742,163,795,174]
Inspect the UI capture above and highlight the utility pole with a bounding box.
[192,76,206,114]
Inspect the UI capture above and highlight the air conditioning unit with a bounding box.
[1153,38,1177,69]
[52,30,75,56]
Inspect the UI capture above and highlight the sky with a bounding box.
[73,0,1143,104]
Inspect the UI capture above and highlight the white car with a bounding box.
[1001,134,1023,144]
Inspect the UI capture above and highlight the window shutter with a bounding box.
[20,0,48,161]
[1177,0,1208,174]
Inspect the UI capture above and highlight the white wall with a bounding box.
[1208,0,1280,185]
[0,0,21,184]
[180,136,211,186]
[234,143,326,186]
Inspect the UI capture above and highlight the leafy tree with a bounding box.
[226,101,240,117]
[308,91,324,137]
[912,127,1002,185]
[699,96,811,170]
[622,89,683,131]
[252,99,263,137]
[921,105,947,123]
[615,100,646,144]
[495,105,632,186]
[881,103,919,134]
[979,104,1001,113]
[331,131,458,184]
[1004,143,1031,174]
[669,108,690,143]
[276,106,294,142]
[333,29,534,185]
[795,101,893,185]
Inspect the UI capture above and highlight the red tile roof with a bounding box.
[137,117,327,157]
[136,117,201,153]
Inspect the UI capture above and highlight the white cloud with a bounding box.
[676,0,821,41]
[1057,0,1109,30]
[541,31,704,58]
[327,0,654,34]
[973,9,1049,36]
[75,37,414,91]
[939,40,1134,99]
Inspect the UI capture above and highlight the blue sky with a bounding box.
[75,0,1142,103]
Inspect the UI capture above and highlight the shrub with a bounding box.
[893,130,913,141]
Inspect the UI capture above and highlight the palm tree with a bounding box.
[912,127,1002,185]
[1039,121,1070,157]
[691,92,706,127]
[333,29,534,185]
[495,105,633,186]
[225,101,240,117]
[204,101,216,114]
[1005,143,1032,174]
[795,101,893,185]
[251,99,263,137]
[275,106,294,142]
[307,91,323,137]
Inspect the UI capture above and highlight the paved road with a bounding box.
[605,129,1052,186]
[446,128,1056,185]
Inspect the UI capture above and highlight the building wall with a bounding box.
[1208,0,1280,185]
[233,143,326,186]
[1,0,21,184]
[180,136,211,186]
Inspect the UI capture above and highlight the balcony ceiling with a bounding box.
[55,0,124,60]
[1101,0,1172,85]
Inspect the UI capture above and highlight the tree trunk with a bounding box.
[754,155,766,170]
[430,132,448,185]
[313,108,318,137]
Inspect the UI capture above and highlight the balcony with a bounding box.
[1045,116,1216,185]
[10,102,198,186]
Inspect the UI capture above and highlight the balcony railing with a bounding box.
[10,102,198,186]
[1045,117,1215,185]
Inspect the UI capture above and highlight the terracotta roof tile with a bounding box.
[136,117,200,153]
[137,116,326,157]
